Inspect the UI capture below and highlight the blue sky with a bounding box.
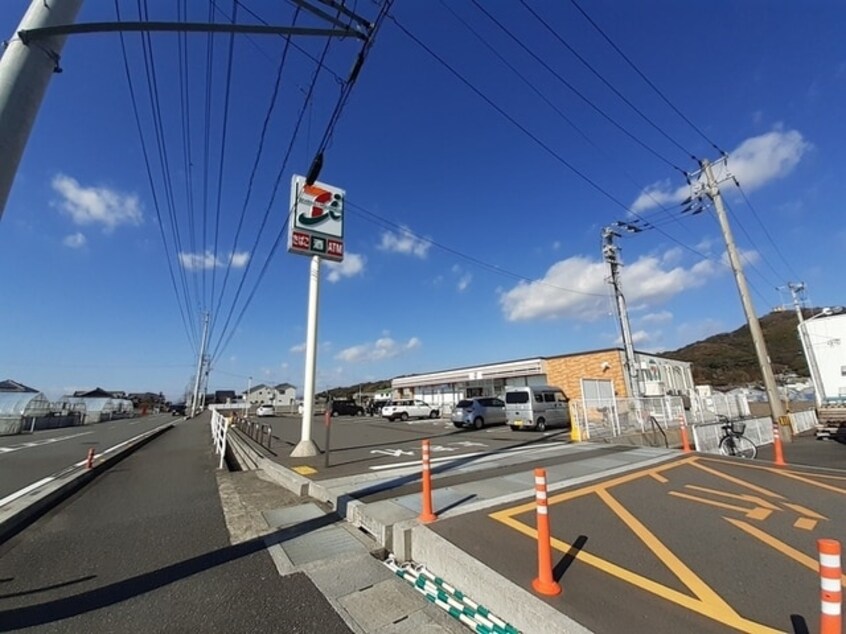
[0,1,843,401]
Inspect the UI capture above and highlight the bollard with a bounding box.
[86,447,95,469]
[679,414,692,453]
[532,468,562,596]
[419,439,437,523]
[818,539,841,634]
[772,418,787,466]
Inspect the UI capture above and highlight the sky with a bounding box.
[0,1,844,401]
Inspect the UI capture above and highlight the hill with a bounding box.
[319,380,391,400]
[664,309,810,387]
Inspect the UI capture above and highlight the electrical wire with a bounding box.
[437,0,690,233]
[211,5,303,337]
[567,0,724,154]
[114,0,197,353]
[734,181,801,282]
[517,0,697,162]
[346,200,608,298]
[388,14,712,263]
[721,200,785,289]
[466,0,687,174]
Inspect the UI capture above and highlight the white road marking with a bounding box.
[370,448,414,458]
[0,476,55,508]
[368,441,570,471]
[0,431,93,455]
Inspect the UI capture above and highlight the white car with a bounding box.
[256,404,275,417]
[382,399,440,422]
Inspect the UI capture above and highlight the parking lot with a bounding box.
[242,413,572,479]
[433,453,846,634]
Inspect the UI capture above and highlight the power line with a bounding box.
[567,0,724,154]
[734,180,801,282]
[436,0,690,233]
[466,0,687,174]
[114,0,196,353]
[517,0,697,162]
[721,200,785,289]
[346,200,608,298]
[387,13,711,263]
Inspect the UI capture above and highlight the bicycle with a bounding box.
[717,417,757,459]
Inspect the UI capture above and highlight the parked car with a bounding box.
[504,385,571,432]
[256,404,275,417]
[170,404,186,416]
[382,399,440,422]
[330,399,365,417]
[451,397,508,429]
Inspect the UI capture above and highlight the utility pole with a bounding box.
[700,158,790,441]
[245,375,252,420]
[0,0,84,220]
[788,283,823,408]
[602,225,641,399]
[190,312,210,418]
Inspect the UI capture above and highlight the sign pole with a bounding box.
[291,255,321,457]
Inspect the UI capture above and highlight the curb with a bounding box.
[0,421,174,544]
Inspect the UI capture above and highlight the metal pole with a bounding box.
[0,0,85,220]
[191,312,210,418]
[701,159,789,441]
[788,283,824,408]
[246,376,252,420]
[292,255,321,457]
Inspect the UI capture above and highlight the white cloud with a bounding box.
[290,342,306,353]
[552,240,561,250]
[500,251,720,322]
[631,129,810,212]
[640,310,673,324]
[457,273,472,292]
[51,174,143,230]
[615,330,651,346]
[378,226,431,258]
[178,250,251,270]
[63,232,86,249]
[325,252,365,283]
[336,336,421,363]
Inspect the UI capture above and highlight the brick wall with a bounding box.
[543,350,629,400]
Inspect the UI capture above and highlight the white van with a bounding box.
[504,385,571,432]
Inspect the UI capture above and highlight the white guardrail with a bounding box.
[691,410,818,454]
[210,409,229,469]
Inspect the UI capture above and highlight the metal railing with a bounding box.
[788,409,817,435]
[235,417,273,451]
[210,409,229,469]
[571,396,686,441]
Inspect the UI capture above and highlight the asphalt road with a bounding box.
[0,417,352,633]
[248,413,571,479]
[0,415,174,502]
[432,452,846,634]
[757,433,845,469]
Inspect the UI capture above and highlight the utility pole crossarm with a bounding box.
[18,22,367,44]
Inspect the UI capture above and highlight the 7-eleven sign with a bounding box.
[288,175,344,261]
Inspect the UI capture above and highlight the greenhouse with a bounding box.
[0,391,52,435]
[66,396,116,424]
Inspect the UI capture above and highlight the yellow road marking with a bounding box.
[684,485,781,510]
[650,472,669,483]
[668,491,773,520]
[767,468,846,494]
[700,456,846,480]
[725,518,846,586]
[782,502,827,520]
[292,465,317,475]
[690,461,785,499]
[489,457,695,520]
[492,492,782,632]
[793,517,817,531]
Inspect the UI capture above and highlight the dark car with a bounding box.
[368,399,390,416]
[170,404,186,416]
[330,399,364,417]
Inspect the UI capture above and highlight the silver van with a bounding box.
[504,385,571,432]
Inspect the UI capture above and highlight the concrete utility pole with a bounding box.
[788,282,824,408]
[602,226,641,399]
[190,312,210,418]
[701,158,790,441]
[0,0,84,220]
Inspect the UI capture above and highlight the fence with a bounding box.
[688,392,750,424]
[788,409,817,435]
[571,396,686,441]
[210,409,229,469]
[691,410,818,455]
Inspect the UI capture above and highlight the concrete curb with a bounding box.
[0,421,174,544]
[409,526,593,634]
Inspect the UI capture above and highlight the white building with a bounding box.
[245,383,297,407]
[802,311,846,402]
